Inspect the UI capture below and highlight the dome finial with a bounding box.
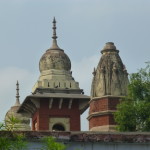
[14,80,20,106]
[52,17,57,40]
[50,17,60,49]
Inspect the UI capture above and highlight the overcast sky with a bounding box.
[0,0,150,130]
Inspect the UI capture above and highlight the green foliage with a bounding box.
[128,62,150,102]
[114,100,136,131]
[115,62,150,131]
[0,137,11,150]
[0,116,28,150]
[41,136,66,150]
[10,133,27,150]
[0,134,27,150]
[0,122,5,131]
[0,115,21,131]
[5,115,21,131]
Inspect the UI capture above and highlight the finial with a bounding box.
[14,80,20,106]
[49,17,60,50]
[52,17,57,40]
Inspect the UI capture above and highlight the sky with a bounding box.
[0,0,150,131]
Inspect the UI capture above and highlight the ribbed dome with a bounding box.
[39,17,71,72]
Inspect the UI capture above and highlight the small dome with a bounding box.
[102,42,116,50]
[39,49,71,72]
[5,106,30,124]
[5,106,30,130]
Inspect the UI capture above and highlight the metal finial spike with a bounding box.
[53,17,56,23]
[52,17,57,40]
[16,80,19,87]
[14,80,20,106]
[49,17,60,50]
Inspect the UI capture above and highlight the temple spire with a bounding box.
[14,80,20,106]
[50,17,60,49]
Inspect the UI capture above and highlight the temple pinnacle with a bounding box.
[14,80,20,106]
[52,17,57,40]
[50,17,60,50]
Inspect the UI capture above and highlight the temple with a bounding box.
[5,19,129,132]
[17,18,90,131]
[88,42,129,131]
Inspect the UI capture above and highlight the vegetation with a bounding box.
[5,115,21,131]
[41,136,66,150]
[0,115,67,150]
[0,115,27,150]
[115,62,150,131]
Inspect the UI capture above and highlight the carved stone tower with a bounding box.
[18,18,90,131]
[88,42,129,131]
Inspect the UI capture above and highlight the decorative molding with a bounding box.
[90,125,116,132]
[87,110,116,120]
[89,95,124,104]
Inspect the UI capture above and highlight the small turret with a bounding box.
[5,81,31,131]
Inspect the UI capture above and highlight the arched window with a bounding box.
[52,123,65,131]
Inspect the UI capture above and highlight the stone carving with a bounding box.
[91,42,129,98]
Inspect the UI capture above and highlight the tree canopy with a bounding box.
[114,62,150,131]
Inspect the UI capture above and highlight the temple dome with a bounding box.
[5,105,30,130]
[39,18,71,72]
[39,49,71,72]
[32,18,80,92]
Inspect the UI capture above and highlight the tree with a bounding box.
[114,62,150,131]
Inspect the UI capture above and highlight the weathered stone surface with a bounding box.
[1,131,150,143]
[91,42,129,98]
[89,42,129,132]
[39,49,71,72]
[33,20,79,92]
